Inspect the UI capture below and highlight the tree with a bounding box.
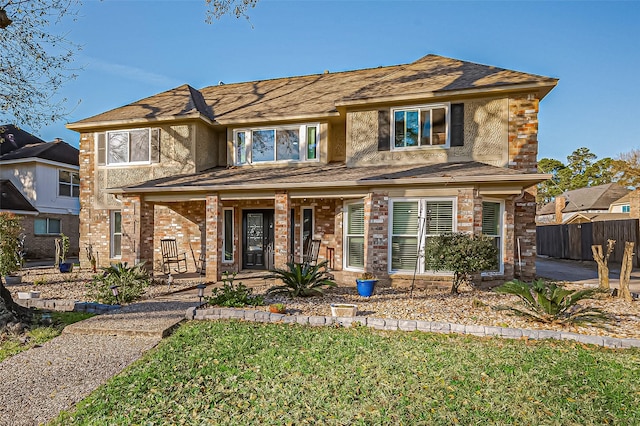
[537,147,615,205]
[0,213,31,330]
[0,0,81,131]
[612,148,640,189]
[204,0,259,23]
[423,233,498,294]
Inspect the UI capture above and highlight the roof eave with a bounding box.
[107,172,551,195]
[66,112,214,132]
[335,81,559,108]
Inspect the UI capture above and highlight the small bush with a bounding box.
[493,279,608,324]
[207,272,264,307]
[85,262,150,304]
[267,261,336,298]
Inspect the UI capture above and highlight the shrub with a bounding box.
[493,279,608,324]
[85,262,150,304]
[0,212,24,278]
[207,272,264,307]
[267,261,336,298]
[424,233,498,294]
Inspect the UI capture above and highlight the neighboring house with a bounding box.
[66,54,558,287]
[609,192,631,213]
[0,125,80,259]
[536,183,630,225]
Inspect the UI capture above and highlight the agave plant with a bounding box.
[493,279,608,325]
[267,261,336,297]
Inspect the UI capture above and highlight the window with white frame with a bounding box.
[34,218,61,235]
[392,104,448,149]
[482,201,503,272]
[234,124,319,165]
[111,211,122,258]
[59,170,80,197]
[345,202,365,269]
[106,129,152,165]
[390,199,455,273]
[223,208,233,262]
[622,205,631,213]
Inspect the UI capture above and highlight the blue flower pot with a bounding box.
[356,279,377,297]
[59,262,74,273]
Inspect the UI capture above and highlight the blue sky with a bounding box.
[26,0,640,162]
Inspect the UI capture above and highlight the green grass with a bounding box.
[53,321,640,425]
[0,311,94,362]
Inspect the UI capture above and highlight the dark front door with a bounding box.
[243,210,274,270]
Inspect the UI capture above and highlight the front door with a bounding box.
[242,210,274,270]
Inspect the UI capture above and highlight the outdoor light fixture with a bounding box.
[196,283,207,304]
[110,285,120,305]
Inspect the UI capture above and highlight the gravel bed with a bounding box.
[0,334,159,426]
[255,284,640,340]
[6,267,197,302]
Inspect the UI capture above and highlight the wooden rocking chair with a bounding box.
[302,239,321,267]
[161,238,188,274]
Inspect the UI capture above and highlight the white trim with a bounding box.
[222,207,234,263]
[0,157,79,170]
[387,197,458,274]
[233,123,320,165]
[110,210,122,259]
[480,198,505,275]
[105,128,152,166]
[390,103,450,151]
[343,199,365,272]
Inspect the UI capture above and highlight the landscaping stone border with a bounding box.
[187,307,640,349]
[15,298,121,314]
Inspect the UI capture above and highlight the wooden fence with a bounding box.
[537,219,640,267]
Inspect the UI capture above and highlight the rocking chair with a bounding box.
[161,238,188,274]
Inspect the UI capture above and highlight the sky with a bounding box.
[20,0,640,162]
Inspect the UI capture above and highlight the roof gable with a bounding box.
[538,183,631,214]
[0,180,37,212]
[0,140,79,166]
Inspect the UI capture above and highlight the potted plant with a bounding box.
[0,213,24,285]
[58,233,73,273]
[356,272,377,297]
[269,303,286,314]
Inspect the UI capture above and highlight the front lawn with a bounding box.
[54,321,640,425]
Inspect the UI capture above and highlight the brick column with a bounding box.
[78,133,94,270]
[514,190,537,280]
[503,196,516,281]
[120,195,140,266]
[508,94,539,173]
[456,188,477,234]
[274,191,290,268]
[364,192,389,280]
[629,189,640,219]
[205,194,221,280]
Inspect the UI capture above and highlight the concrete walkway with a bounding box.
[536,256,640,293]
[0,289,201,426]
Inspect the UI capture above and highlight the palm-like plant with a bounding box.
[267,261,336,298]
[493,279,608,324]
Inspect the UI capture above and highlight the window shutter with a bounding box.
[97,133,106,165]
[482,202,500,235]
[450,103,464,147]
[377,109,390,151]
[347,204,365,268]
[150,128,161,163]
[392,202,419,235]
[347,204,365,235]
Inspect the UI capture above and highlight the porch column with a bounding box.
[205,193,221,281]
[514,189,537,280]
[274,191,290,268]
[120,195,155,267]
[364,192,389,279]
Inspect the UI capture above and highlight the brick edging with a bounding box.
[186,307,640,349]
[15,298,121,314]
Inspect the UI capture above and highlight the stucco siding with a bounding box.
[346,98,508,167]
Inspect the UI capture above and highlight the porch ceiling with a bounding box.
[107,162,550,197]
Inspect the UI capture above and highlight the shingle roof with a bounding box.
[538,183,631,215]
[0,140,79,166]
[0,180,37,212]
[0,125,47,155]
[112,161,545,194]
[69,54,557,128]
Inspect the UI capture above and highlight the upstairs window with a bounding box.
[392,104,448,149]
[622,205,631,213]
[98,129,160,166]
[234,124,319,165]
[59,170,80,197]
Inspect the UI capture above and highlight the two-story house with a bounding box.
[67,54,557,287]
[0,125,80,259]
